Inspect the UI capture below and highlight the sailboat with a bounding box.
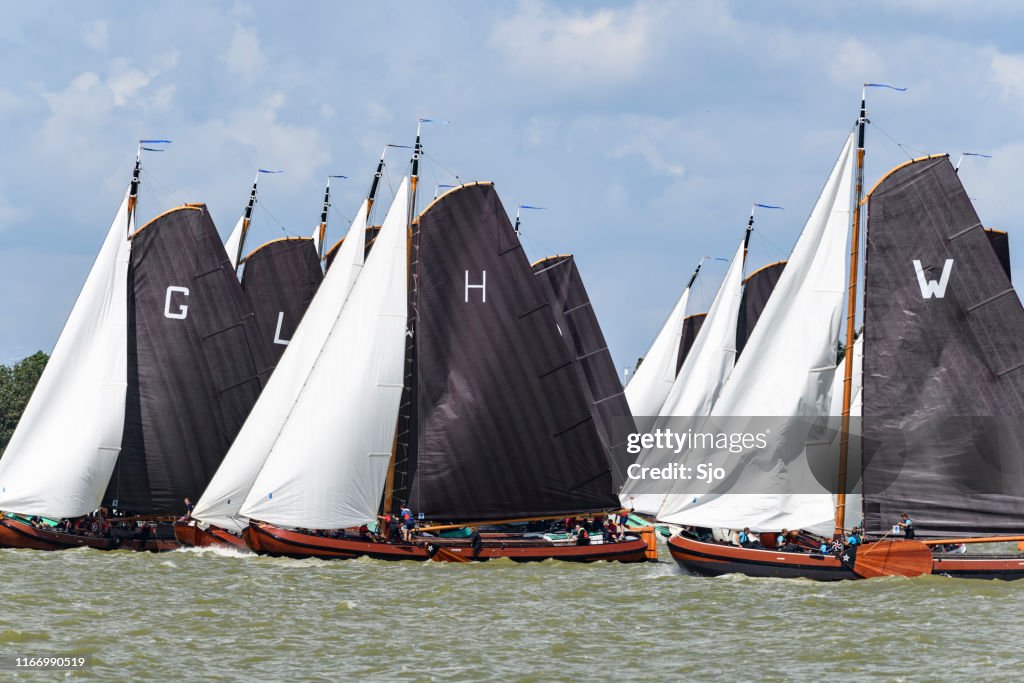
[0,145,270,551]
[664,89,1024,580]
[236,122,650,561]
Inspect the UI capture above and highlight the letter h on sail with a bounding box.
[465,270,486,302]
[913,259,954,299]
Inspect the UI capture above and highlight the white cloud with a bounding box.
[80,19,108,52]
[489,0,664,88]
[991,52,1024,102]
[222,25,267,83]
[829,38,885,85]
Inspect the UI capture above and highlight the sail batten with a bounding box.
[106,205,269,514]
[406,183,618,521]
[862,156,1024,536]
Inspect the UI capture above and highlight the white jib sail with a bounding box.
[624,285,691,418]
[311,224,322,261]
[621,238,746,514]
[224,215,245,269]
[657,131,855,532]
[239,180,409,530]
[0,191,133,518]
[191,201,371,532]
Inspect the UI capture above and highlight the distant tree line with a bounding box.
[0,351,49,456]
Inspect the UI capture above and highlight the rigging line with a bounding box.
[518,231,559,258]
[139,168,189,208]
[420,151,460,183]
[748,226,789,262]
[256,201,295,237]
[869,120,922,161]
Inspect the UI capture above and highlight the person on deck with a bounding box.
[470,528,483,559]
[899,513,915,539]
[386,514,401,543]
[776,529,788,549]
[738,528,761,548]
[574,524,590,546]
[399,504,415,542]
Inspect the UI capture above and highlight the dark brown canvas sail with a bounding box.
[736,260,786,359]
[107,205,270,515]
[241,238,323,364]
[404,183,619,520]
[984,229,1011,283]
[323,226,380,271]
[675,313,707,375]
[862,156,1024,537]
[532,254,635,488]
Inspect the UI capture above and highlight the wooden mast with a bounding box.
[834,88,868,536]
[126,146,142,236]
[383,129,423,516]
[234,174,259,273]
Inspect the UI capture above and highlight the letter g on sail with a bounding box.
[913,259,953,299]
[164,286,190,319]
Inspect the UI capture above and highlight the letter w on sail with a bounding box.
[913,259,954,299]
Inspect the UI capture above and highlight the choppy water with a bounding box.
[1,541,1022,681]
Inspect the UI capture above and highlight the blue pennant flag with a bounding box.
[387,143,413,149]
[518,204,547,210]
[865,83,907,92]
[328,174,348,179]
[258,169,284,174]
[139,139,172,144]
[418,118,450,124]
[140,147,165,152]
[754,203,784,210]
[962,152,992,158]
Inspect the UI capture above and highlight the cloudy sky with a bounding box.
[2,1,1023,371]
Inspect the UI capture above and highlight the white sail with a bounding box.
[191,200,371,532]
[311,224,322,260]
[657,131,856,532]
[239,180,409,529]
[625,285,691,418]
[621,238,746,514]
[0,191,133,518]
[224,215,245,269]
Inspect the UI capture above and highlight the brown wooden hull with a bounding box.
[0,516,119,551]
[668,533,858,581]
[245,521,650,563]
[932,553,1024,580]
[243,522,427,560]
[173,521,248,550]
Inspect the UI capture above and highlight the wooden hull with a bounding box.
[173,521,248,550]
[0,516,179,552]
[667,533,857,581]
[245,521,651,563]
[932,553,1024,580]
[243,522,427,560]
[0,516,119,551]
